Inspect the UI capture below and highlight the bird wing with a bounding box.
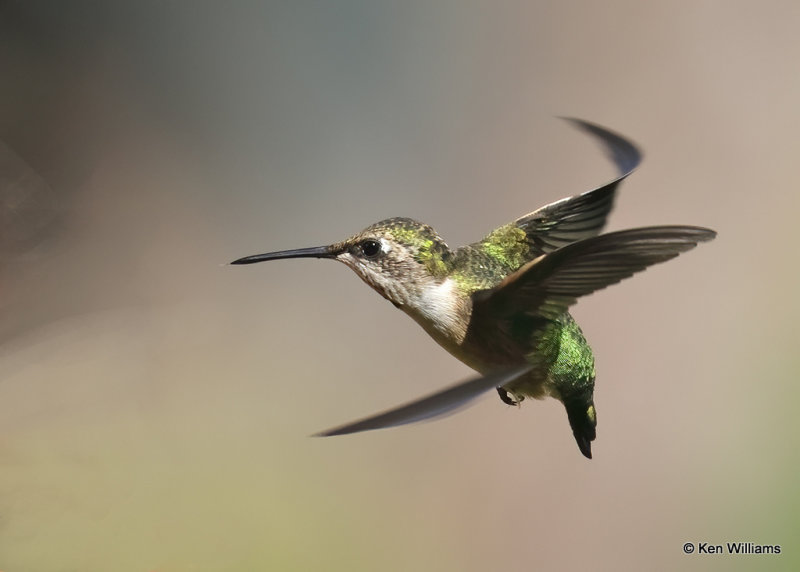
[468,118,643,263]
[314,364,532,437]
[471,226,717,323]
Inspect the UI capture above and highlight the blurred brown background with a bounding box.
[1,2,797,571]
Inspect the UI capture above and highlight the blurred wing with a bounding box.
[470,118,643,261]
[314,365,532,437]
[560,117,641,175]
[472,226,716,322]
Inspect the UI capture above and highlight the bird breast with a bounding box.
[404,277,471,350]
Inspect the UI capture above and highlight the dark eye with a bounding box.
[360,239,381,258]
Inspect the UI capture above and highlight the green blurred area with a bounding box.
[1,2,797,570]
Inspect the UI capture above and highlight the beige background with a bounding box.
[1,2,797,571]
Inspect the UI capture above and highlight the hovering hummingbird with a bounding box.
[232,119,715,458]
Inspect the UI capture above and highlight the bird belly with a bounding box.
[422,318,554,399]
[456,313,595,404]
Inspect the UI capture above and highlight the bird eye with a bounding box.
[360,239,381,258]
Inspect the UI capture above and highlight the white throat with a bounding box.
[404,277,468,344]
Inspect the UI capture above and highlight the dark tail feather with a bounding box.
[564,398,597,459]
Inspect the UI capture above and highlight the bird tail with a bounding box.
[564,395,597,459]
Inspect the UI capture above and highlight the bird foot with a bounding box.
[497,387,523,406]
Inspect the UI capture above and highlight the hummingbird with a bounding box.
[232,119,716,458]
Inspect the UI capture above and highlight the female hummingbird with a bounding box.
[232,119,715,458]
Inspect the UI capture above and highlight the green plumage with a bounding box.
[232,118,716,459]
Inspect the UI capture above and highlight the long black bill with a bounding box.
[230,245,334,265]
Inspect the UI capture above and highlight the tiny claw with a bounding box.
[497,387,521,406]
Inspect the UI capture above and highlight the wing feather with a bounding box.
[469,118,643,266]
[472,226,716,321]
[314,365,533,436]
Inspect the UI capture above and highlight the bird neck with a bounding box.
[401,277,472,346]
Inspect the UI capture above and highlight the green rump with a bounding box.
[533,316,596,397]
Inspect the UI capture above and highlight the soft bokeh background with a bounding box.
[1,2,797,570]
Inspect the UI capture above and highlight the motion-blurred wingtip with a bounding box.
[309,365,534,439]
[558,116,643,177]
[311,427,348,437]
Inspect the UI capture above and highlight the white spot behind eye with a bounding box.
[379,238,391,253]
